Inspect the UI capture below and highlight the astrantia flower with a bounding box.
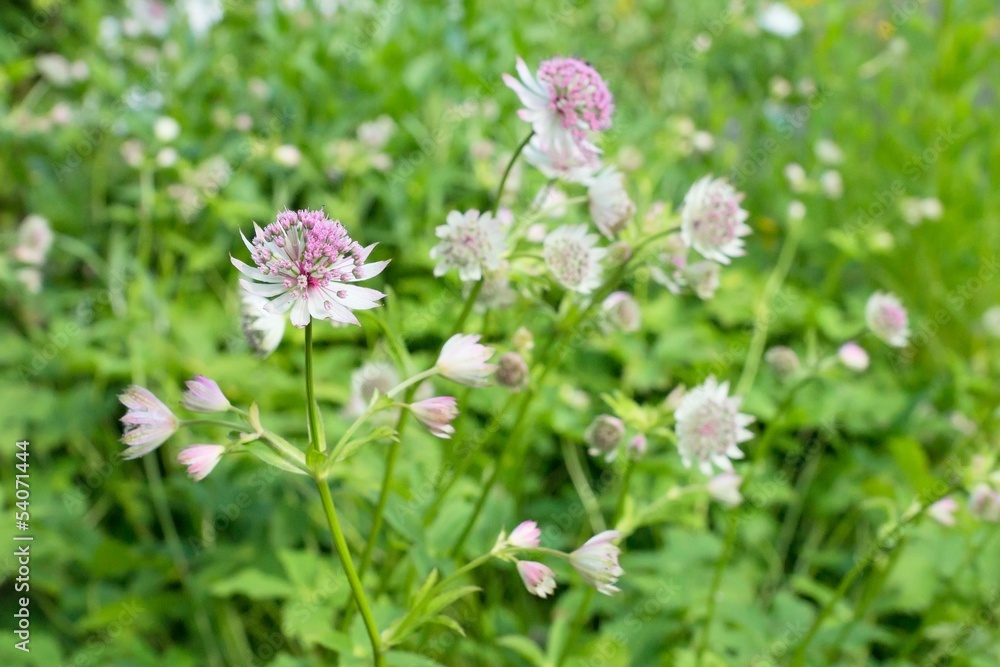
[601,291,641,333]
[409,396,459,439]
[13,215,54,266]
[494,352,529,391]
[674,376,754,475]
[649,233,689,294]
[177,445,225,481]
[969,484,1000,522]
[707,472,744,508]
[927,496,957,527]
[569,530,624,595]
[240,288,286,358]
[508,520,542,549]
[429,210,507,282]
[436,334,496,387]
[587,166,635,239]
[764,346,800,379]
[523,135,599,183]
[119,385,179,459]
[181,376,231,413]
[838,341,869,371]
[757,2,803,38]
[233,209,388,328]
[680,176,751,265]
[503,56,614,163]
[543,225,607,294]
[517,561,557,598]
[584,414,625,461]
[685,261,721,300]
[865,292,910,347]
[627,434,648,460]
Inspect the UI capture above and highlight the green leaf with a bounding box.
[243,440,310,475]
[497,635,547,667]
[209,569,295,600]
[385,651,446,667]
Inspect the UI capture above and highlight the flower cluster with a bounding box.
[493,521,624,598]
[233,209,389,328]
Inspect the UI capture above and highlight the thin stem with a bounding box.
[557,588,595,667]
[386,368,437,399]
[735,220,802,396]
[449,388,535,558]
[314,477,384,666]
[304,322,325,453]
[493,131,533,216]
[449,280,483,337]
[561,439,606,534]
[694,513,739,664]
[613,461,634,525]
[182,418,250,431]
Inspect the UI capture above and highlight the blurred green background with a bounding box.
[1,0,999,665]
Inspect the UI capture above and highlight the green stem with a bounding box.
[557,588,595,667]
[314,477,384,666]
[788,491,955,667]
[694,513,739,664]
[449,280,483,336]
[493,131,533,216]
[449,388,535,558]
[562,439,606,534]
[735,219,802,397]
[613,461,634,525]
[182,419,250,431]
[304,322,326,453]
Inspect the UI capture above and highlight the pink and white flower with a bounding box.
[12,215,54,266]
[240,288,286,358]
[503,56,614,165]
[569,530,624,595]
[177,444,225,481]
[674,376,754,475]
[429,210,507,282]
[601,291,641,333]
[969,484,1000,523]
[707,472,744,508]
[517,561,557,598]
[927,496,958,527]
[233,209,388,328]
[587,166,635,239]
[865,292,910,347]
[838,341,870,371]
[435,334,496,387]
[523,135,599,183]
[409,396,459,439]
[543,225,607,294]
[119,385,179,458]
[181,376,231,413]
[680,176,751,264]
[507,520,542,549]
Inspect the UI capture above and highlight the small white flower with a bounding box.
[586,166,635,239]
[177,445,225,481]
[435,334,496,387]
[601,292,641,333]
[757,3,803,38]
[543,224,607,294]
[154,116,180,142]
[983,306,1000,338]
[569,530,624,595]
[183,0,223,38]
[814,139,844,164]
[12,215,53,266]
[273,144,302,167]
[409,396,459,439]
[865,292,910,347]
[685,261,721,300]
[707,472,743,507]
[430,210,507,282]
[523,135,600,183]
[506,520,542,549]
[181,376,231,413]
[240,288,286,358]
[970,484,1000,523]
[819,170,843,199]
[674,376,754,475]
[927,496,958,527]
[680,176,751,265]
[838,342,870,371]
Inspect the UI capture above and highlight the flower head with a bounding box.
[436,334,496,387]
[838,341,869,371]
[970,484,1000,523]
[517,561,557,598]
[409,396,459,439]
[241,288,286,358]
[601,292,641,333]
[13,215,54,266]
[927,496,958,527]
[543,224,607,294]
[569,530,624,595]
[587,166,635,239]
[865,292,910,347]
[177,445,225,481]
[757,2,803,38]
[430,210,507,282]
[584,414,625,461]
[707,472,744,508]
[232,209,388,328]
[181,376,231,413]
[494,352,529,391]
[523,135,599,183]
[627,434,648,460]
[680,176,751,265]
[503,56,614,163]
[764,346,800,379]
[685,261,721,300]
[508,520,542,549]
[674,376,754,475]
[119,385,179,459]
